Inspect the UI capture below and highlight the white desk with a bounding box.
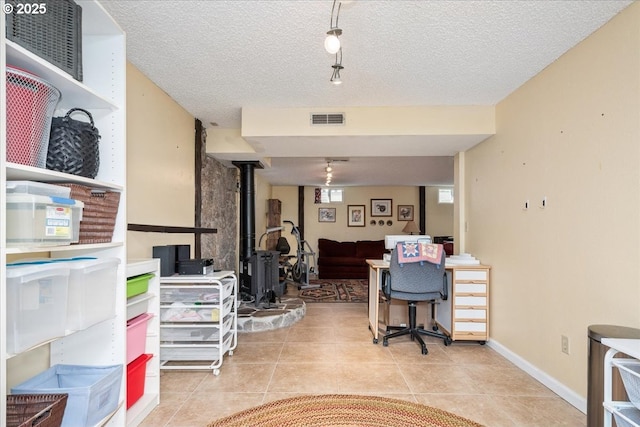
[366,259,491,344]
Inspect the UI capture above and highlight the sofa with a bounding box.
[317,238,386,279]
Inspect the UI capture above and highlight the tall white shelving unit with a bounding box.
[1,1,128,424]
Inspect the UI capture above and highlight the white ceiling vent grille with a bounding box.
[310,113,345,125]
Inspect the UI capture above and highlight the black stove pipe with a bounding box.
[233,161,262,296]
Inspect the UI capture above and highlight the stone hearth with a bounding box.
[237,297,305,333]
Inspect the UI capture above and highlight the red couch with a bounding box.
[317,238,386,279]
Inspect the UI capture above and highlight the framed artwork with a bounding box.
[370,199,392,217]
[347,205,366,227]
[318,207,336,222]
[397,205,414,221]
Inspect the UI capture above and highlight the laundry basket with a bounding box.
[6,67,61,168]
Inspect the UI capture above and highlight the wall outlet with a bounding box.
[561,335,570,354]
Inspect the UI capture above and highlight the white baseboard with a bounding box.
[486,339,586,414]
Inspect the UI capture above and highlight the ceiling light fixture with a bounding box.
[325,161,334,185]
[324,0,342,54]
[324,0,345,84]
[330,48,343,85]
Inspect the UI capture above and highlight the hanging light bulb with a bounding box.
[325,163,332,173]
[324,33,341,55]
[330,48,343,85]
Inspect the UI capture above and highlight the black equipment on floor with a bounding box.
[250,250,284,307]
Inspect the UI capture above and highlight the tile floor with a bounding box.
[140,301,586,427]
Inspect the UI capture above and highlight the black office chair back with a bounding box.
[386,245,447,301]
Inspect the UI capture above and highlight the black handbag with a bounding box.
[47,108,100,178]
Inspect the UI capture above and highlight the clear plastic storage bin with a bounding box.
[61,257,121,331]
[11,364,123,427]
[6,262,70,354]
[6,180,71,198]
[6,193,84,246]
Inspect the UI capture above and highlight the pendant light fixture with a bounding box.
[324,0,342,54]
[325,161,333,186]
[330,48,343,85]
[324,0,346,84]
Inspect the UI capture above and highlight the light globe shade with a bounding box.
[324,34,341,54]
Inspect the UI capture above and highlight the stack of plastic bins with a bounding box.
[126,273,155,409]
[5,262,70,354]
[5,180,84,245]
[611,359,640,427]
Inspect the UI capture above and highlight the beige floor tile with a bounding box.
[336,363,412,394]
[268,363,340,393]
[237,327,289,343]
[278,341,337,363]
[159,371,207,393]
[415,393,518,427]
[286,326,335,342]
[400,364,484,394]
[463,364,557,397]
[334,325,376,343]
[167,392,265,427]
[492,395,587,427]
[333,341,395,363]
[195,363,275,393]
[225,342,283,363]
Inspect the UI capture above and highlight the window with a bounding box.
[438,188,454,204]
[320,188,343,203]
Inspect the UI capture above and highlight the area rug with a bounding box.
[299,279,368,302]
[208,394,484,427]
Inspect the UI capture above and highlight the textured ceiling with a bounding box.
[100,0,632,186]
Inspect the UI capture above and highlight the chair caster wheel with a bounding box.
[479,341,486,345]
[373,338,378,344]
[421,346,428,355]
[382,339,389,347]
[432,325,439,332]
[444,337,452,346]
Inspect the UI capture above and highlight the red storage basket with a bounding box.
[126,353,152,409]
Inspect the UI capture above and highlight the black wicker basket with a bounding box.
[5,0,83,81]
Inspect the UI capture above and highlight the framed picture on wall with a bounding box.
[397,205,414,221]
[347,205,365,227]
[318,207,336,222]
[370,199,392,217]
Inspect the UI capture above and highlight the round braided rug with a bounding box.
[208,394,484,427]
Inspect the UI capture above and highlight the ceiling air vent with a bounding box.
[310,113,345,125]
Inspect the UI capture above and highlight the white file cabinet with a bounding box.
[436,265,490,343]
[602,338,640,427]
[159,271,237,375]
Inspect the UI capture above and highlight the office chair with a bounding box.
[382,244,452,355]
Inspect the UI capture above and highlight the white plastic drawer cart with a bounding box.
[159,270,237,375]
[602,338,640,427]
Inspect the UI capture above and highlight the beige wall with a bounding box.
[425,186,454,239]
[126,63,196,259]
[464,2,640,402]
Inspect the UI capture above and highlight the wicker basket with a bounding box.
[57,183,121,244]
[7,394,68,427]
[6,67,61,168]
[5,0,83,81]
